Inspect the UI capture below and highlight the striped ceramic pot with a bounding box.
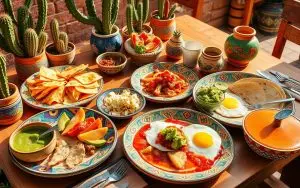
[150,11,176,41]
[198,46,224,73]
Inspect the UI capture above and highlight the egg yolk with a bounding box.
[193,132,213,148]
[222,97,239,109]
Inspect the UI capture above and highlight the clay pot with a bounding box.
[0,83,23,126]
[46,42,76,66]
[15,51,49,81]
[166,33,184,60]
[150,10,176,41]
[224,26,259,68]
[198,47,224,73]
[121,25,153,42]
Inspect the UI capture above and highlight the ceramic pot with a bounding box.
[90,25,122,55]
[96,52,127,74]
[121,25,153,43]
[46,42,76,66]
[224,26,259,68]
[15,51,49,81]
[256,2,283,34]
[0,83,23,126]
[166,34,184,60]
[150,10,176,41]
[198,47,224,73]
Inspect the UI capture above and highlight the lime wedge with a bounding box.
[58,112,70,132]
[214,82,228,91]
[84,139,106,147]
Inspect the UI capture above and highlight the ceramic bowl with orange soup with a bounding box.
[243,109,300,160]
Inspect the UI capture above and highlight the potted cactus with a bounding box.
[166,30,184,60]
[122,0,152,42]
[150,0,177,41]
[0,0,48,80]
[46,19,76,66]
[65,0,121,54]
[0,54,23,126]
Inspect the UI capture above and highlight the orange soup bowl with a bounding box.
[243,108,300,160]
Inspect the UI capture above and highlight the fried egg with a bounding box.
[182,124,222,160]
[215,93,248,118]
[145,121,183,152]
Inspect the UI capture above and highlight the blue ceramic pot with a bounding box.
[90,25,122,54]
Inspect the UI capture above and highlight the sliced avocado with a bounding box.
[84,139,106,147]
[58,112,70,132]
[214,82,228,91]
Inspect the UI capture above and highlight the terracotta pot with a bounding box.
[198,46,224,73]
[46,42,76,66]
[0,83,23,126]
[15,51,49,81]
[166,33,184,60]
[224,26,259,68]
[121,25,153,42]
[150,10,176,41]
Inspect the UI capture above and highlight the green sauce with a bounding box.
[13,126,53,153]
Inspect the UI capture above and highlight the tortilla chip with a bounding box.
[27,77,45,86]
[39,66,64,81]
[63,95,74,104]
[79,93,94,101]
[35,87,58,100]
[75,86,98,94]
[42,86,65,105]
[74,72,102,85]
[29,88,44,97]
[67,87,81,101]
[59,64,88,79]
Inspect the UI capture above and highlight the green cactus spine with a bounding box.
[35,0,47,35]
[0,55,10,99]
[168,4,177,19]
[0,15,24,57]
[142,0,149,23]
[56,40,66,54]
[136,2,143,33]
[17,6,30,45]
[59,32,69,53]
[85,0,97,18]
[102,0,113,35]
[24,29,38,57]
[38,32,48,54]
[50,19,60,43]
[126,0,149,34]
[126,4,135,35]
[158,0,165,19]
[111,0,119,25]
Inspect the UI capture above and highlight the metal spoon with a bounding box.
[29,124,58,142]
[246,98,295,110]
[272,109,293,128]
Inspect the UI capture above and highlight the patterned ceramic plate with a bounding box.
[192,71,295,128]
[130,62,199,103]
[123,108,234,184]
[9,107,117,178]
[20,65,104,110]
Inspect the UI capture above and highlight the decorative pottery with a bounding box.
[243,108,300,160]
[228,0,245,30]
[96,52,127,75]
[182,41,203,68]
[131,62,199,103]
[166,31,184,60]
[124,39,163,66]
[256,1,283,34]
[0,83,23,126]
[14,51,49,81]
[121,25,153,43]
[96,88,146,119]
[193,71,295,128]
[9,122,57,162]
[90,25,122,55]
[150,10,176,41]
[45,42,76,66]
[224,26,259,68]
[198,46,224,73]
[123,107,234,184]
[20,65,104,110]
[9,107,118,178]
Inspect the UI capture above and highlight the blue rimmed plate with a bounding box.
[130,62,199,103]
[123,107,234,184]
[9,107,117,178]
[96,88,146,119]
[20,65,104,110]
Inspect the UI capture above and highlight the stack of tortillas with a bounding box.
[228,78,286,108]
[26,64,102,105]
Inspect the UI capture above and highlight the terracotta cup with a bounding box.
[46,42,76,66]
[198,46,224,73]
[150,10,176,41]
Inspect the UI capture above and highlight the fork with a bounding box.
[94,159,129,188]
[245,98,295,110]
[271,71,300,88]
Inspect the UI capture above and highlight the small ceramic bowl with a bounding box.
[96,52,127,74]
[124,38,163,66]
[96,88,146,119]
[9,122,57,162]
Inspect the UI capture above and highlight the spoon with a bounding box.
[29,124,58,143]
[272,109,293,128]
[246,98,295,110]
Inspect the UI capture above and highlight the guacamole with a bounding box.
[160,127,187,150]
[196,87,224,104]
[13,126,53,153]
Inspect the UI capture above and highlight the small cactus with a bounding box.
[50,19,69,54]
[38,32,48,54]
[126,0,149,34]
[24,28,38,57]
[173,30,181,38]
[0,54,10,99]
[157,0,177,20]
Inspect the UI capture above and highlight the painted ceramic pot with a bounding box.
[14,51,49,81]
[198,46,224,73]
[0,83,23,126]
[256,2,283,34]
[224,26,259,68]
[46,42,76,66]
[166,33,184,60]
[121,25,153,43]
[90,25,122,54]
[150,10,176,41]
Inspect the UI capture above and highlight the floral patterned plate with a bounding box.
[9,107,117,178]
[130,62,199,103]
[20,65,104,110]
[123,108,234,184]
[192,71,295,128]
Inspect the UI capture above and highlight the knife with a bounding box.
[269,70,300,86]
[257,70,300,101]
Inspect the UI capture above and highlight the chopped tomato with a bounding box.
[131,33,139,48]
[67,117,95,136]
[139,32,149,42]
[152,36,161,45]
[145,41,160,53]
[80,118,102,134]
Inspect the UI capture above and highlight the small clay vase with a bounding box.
[198,47,224,73]
[166,30,184,60]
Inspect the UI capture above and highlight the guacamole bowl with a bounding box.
[9,122,57,162]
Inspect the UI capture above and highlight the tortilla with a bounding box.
[74,72,102,85]
[67,87,81,101]
[29,88,44,97]
[65,142,85,169]
[58,64,88,79]
[39,67,64,81]
[41,86,65,105]
[66,78,100,88]
[35,87,58,100]
[47,139,70,167]
[75,86,99,94]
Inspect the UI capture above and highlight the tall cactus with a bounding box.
[0,55,10,99]
[17,6,30,45]
[126,0,149,34]
[157,0,177,20]
[50,19,69,54]
[24,29,39,57]
[65,0,120,35]
[35,0,47,35]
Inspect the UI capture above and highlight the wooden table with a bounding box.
[1,15,299,188]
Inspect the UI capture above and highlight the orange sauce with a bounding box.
[244,109,300,150]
